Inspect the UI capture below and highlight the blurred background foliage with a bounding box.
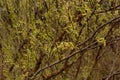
[0,0,120,80]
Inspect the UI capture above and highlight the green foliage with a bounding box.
[0,0,120,80]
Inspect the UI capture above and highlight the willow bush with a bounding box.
[0,0,120,80]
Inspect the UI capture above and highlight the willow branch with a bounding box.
[95,4,120,14]
[29,15,120,79]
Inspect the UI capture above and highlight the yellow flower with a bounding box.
[97,38,106,46]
